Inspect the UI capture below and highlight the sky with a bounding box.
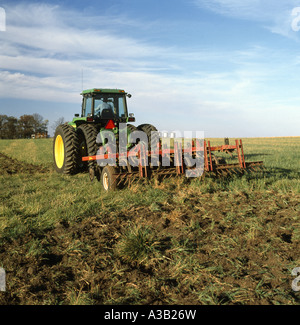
[0,0,300,137]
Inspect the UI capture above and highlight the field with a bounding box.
[0,137,299,305]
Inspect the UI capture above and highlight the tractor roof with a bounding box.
[81,88,126,95]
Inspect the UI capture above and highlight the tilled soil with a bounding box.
[0,153,49,175]
[0,186,299,305]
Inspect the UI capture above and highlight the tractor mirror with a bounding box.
[74,114,79,117]
[127,94,132,98]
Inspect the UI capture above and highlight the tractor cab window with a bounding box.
[94,95,127,120]
[82,97,92,117]
[118,97,126,118]
[94,97,115,119]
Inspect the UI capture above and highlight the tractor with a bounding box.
[53,88,158,188]
[53,88,263,191]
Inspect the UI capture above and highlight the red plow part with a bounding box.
[204,139,263,175]
[82,138,264,188]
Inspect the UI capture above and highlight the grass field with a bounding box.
[0,137,299,305]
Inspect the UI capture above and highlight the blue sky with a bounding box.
[0,0,300,137]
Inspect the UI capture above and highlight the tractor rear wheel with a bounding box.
[101,165,117,191]
[137,124,159,149]
[127,124,138,145]
[53,124,79,174]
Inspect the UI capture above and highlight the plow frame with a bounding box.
[82,138,264,188]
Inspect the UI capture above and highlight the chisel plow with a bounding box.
[82,138,264,191]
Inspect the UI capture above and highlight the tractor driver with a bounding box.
[94,99,114,117]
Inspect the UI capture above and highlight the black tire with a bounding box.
[101,165,118,191]
[76,124,98,170]
[53,124,79,175]
[137,124,159,150]
[127,124,138,145]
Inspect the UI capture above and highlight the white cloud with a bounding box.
[0,4,174,100]
[195,0,300,38]
[0,2,299,136]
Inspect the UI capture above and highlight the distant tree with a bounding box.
[18,115,36,138]
[32,113,48,134]
[4,116,18,139]
[0,115,8,139]
[0,115,19,139]
[52,117,65,131]
[0,114,48,139]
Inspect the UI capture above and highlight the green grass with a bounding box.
[0,138,52,166]
[0,137,299,305]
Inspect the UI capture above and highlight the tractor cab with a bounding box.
[80,88,135,124]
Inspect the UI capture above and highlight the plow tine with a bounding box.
[123,177,130,186]
[218,170,224,176]
[116,174,124,187]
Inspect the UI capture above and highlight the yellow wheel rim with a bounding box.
[55,135,64,169]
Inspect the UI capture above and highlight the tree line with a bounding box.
[0,114,49,139]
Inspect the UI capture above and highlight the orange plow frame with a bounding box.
[82,139,264,186]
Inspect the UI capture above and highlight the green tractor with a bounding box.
[53,88,158,181]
